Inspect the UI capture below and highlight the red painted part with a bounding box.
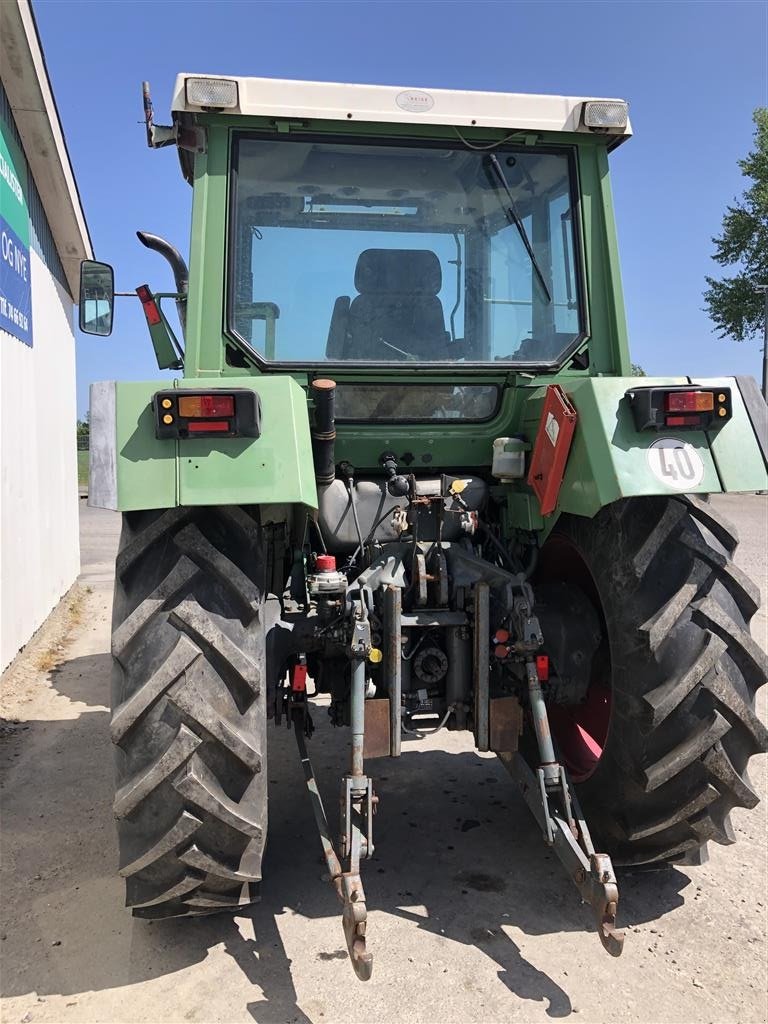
[494,628,510,644]
[315,555,337,572]
[527,384,578,517]
[291,664,308,693]
[536,654,550,681]
[547,679,612,782]
[136,285,162,326]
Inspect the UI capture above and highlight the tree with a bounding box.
[631,363,646,376]
[704,109,768,344]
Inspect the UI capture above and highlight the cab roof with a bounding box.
[171,74,631,146]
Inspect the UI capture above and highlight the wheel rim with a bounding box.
[535,534,613,783]
[546,679,611,782]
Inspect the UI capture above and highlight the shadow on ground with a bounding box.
[1,651,691,1022]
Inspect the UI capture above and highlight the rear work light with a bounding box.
[626,386,732,432]
[152,389,261,440]
[583,100,629,130]
[185,77,239,110]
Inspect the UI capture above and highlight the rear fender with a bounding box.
[88,376,317,512]
[520,376,768,523]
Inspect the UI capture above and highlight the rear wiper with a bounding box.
[486,154,552,304]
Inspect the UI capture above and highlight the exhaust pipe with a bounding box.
[311,379,337,486]
[136,231,189,336]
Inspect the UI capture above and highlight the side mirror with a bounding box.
[79,260,114,336]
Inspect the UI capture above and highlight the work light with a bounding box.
[583,100,629,129]
[185,77,239,109]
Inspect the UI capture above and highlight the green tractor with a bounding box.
[80,74,768,979]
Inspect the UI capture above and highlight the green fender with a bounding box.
[88,375,318,512]
[518,376,767,527]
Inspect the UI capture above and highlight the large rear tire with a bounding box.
[110,506,267,917]
[537,495,767,866]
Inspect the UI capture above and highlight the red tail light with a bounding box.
[188,420,230,433]
[666,415,704,427]
[665,391,715,413]
[153,389,262,440]
[178,394,235,418]
[136,284,162,326]
[626,386,732,431]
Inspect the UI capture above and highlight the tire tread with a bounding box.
[110,508,267,919]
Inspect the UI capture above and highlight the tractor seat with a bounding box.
[326,249,449,360]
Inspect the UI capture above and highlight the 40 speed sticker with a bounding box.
[646,437,705,488]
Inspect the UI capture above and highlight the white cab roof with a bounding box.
[172,74,631,143]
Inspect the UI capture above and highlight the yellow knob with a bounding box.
[162,414,173,425]
[161,398,173,409]
[368,648,383,664]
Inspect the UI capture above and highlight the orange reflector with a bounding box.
[188,420,230,433]
[178,394,235,418]
[665,391,714,413]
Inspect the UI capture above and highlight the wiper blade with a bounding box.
[486,154,552,304]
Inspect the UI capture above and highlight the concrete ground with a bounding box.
[1,496,766,1024]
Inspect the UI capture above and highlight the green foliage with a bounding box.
[631,363,646,376]
[77,450,89,486]
[704,109,768,342]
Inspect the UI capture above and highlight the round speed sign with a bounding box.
[646,437,705,489]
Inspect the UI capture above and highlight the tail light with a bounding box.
[626,386,732,432]
[178,394,235,418]
[153,389,261,440]
[136,284,162,327]
[665,391,714,413]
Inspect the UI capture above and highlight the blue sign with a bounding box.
[0,215,32,346]
[0,118,32,347]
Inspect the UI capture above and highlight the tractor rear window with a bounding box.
[229,135,585,367]
[334,384,500,422]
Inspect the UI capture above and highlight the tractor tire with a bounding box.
[110,506,267,918]
[536,494,767,866]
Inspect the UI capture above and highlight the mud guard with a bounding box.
[520,376,767,524]
[88,375,317,511]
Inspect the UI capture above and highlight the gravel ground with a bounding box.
[0,496,766,1024]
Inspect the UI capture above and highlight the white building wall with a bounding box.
[0,247,80,670]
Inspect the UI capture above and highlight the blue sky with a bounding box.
[32,0,767,418]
